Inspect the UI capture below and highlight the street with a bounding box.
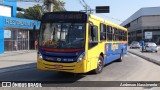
[0,52,160,90]
[128,47,160,62]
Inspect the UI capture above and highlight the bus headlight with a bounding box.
[77,52,85,62]
[38,52,43,60]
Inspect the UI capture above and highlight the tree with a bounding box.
[44,0,65,11]
[17,0,65,20]
[17,4,43,20]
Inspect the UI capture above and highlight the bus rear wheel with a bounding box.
[93,56,104,74]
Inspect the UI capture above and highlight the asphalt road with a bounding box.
[0,53,160,90]
[128,47,160,62]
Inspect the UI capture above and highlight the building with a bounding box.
[0,0,40,54]
[121,7,160,44]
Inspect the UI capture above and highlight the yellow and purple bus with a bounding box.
[37,11,128,74]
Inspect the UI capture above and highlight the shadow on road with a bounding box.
[0,63,85,83]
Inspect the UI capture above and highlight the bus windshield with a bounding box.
[39,23,85,49]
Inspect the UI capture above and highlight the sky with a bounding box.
[17,0,160,25]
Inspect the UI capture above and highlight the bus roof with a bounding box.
[89,14,127,31]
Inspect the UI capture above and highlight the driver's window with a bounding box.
[88,25,98,49]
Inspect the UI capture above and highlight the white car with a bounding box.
[145,42,158,52]
[130,41,141,49]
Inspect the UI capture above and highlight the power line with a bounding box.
[82,0,91,9]
[78,0,86,10]
[99,14,124,22]
[78,0,93,13]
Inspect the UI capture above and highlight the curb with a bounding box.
[0,63,36,74]
[128,51,160,66]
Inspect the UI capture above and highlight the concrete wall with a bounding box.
[128,15,160,32]
[142,16,160,27]
[128,17,142,32]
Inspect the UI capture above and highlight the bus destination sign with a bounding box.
[42,12,87,23]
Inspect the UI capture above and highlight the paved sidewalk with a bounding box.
[0,50,37,57]
[0,50,37,73]
[127,47,160,65]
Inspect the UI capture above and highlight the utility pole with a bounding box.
[79,0,92,14]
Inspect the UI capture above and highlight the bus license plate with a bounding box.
[54,65,63,69]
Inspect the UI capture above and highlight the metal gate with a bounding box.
[4,29,29,51]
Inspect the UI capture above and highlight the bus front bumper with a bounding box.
[37,59,87,73]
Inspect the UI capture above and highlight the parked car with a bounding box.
[130,41,141,49]
[144,42,158,52]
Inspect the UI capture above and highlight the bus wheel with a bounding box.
[93,56,104,74]
[117,51,123,62]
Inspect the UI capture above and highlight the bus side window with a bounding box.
[119,30,122,41]
[89,25,98,49]
[100,23,107,41]
[107,26,112,41]
[115,28,119,41]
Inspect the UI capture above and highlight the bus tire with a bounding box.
[117,51,123,62]
[93,56,104,74]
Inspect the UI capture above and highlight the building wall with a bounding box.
[0,16,40,54]
[0,17,4,53]
[128,16,160,32]
[142,16,160,27]
[127,15,160,44]
[128,17,142,32]
[122,7,160,44]
[0,0,41,54]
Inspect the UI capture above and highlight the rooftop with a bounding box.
[121,6,160,26]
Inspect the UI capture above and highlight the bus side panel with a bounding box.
[104,43,118,64]
[104,43,126,65]
[119,42,127,56]
[122,43,128,56]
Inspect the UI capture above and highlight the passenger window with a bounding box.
[100,23,107,41]
[115,28,119,41]
[107,26,113,41]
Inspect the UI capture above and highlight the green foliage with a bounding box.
[44,0,65,11]
[17,4,43,20]
[17,0,65,20]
